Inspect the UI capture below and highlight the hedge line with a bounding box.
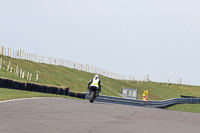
[0,77,86,99]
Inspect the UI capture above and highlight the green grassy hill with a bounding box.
[1,54,200,113]
[1,54,200,100]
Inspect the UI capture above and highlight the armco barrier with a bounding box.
[85,94,200,108]
[0,77,86,99]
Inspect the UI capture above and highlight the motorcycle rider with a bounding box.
[88,74,101,96]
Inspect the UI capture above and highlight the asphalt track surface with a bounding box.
[0,97,200,133]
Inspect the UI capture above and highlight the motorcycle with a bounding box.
[88,86,100,103]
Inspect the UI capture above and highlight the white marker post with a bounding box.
[36,74,39,82]
[22,72,25,79]
[27,72,29,80]
[20,69,22,77]
[29,73,32,81]
[167,78,170,86]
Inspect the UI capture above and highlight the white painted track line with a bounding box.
[0,97,43,103]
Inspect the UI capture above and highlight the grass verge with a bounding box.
[0,88,81,101]
[166,104,200,113]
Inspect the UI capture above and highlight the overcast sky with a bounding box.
[0,0,200,85]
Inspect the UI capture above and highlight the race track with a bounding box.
[0,97,199,133]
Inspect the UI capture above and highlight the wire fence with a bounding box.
[0,45,142,81]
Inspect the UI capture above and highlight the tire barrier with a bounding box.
[69,92,86,99]
[85,94,200,108]
[0,77,85,99]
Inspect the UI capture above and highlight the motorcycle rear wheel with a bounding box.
[89,91,95,103]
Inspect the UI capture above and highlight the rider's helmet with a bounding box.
[94,74,99,79]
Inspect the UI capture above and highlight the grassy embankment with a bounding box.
[0,55,200,113]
